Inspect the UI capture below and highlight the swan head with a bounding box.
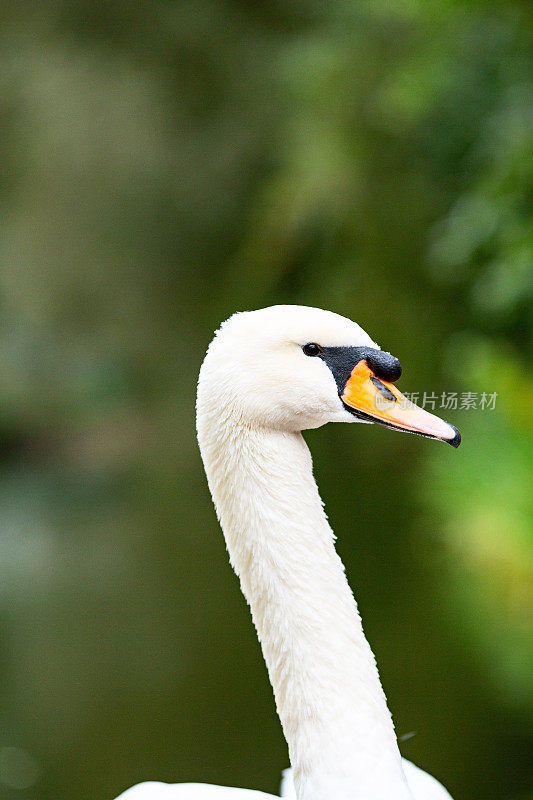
[198,305,460,446]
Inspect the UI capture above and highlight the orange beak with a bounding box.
[341,360,460,447]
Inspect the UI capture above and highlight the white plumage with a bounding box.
[116,306,454,800]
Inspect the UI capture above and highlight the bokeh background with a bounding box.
[0,1,531,799]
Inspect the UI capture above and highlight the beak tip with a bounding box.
[446,425,461,448]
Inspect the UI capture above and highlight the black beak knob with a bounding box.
[365,350,402,382]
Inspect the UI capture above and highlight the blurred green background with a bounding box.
[0,1,531,799]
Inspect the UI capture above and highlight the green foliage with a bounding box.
[426,338,533,704]
[0,1,531,799]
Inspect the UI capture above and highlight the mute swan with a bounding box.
[116,305,459,800]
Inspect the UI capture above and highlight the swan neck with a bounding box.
[198,418,412,800]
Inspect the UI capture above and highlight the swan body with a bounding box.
[114,782,282,799]
[116,306,457,800]
[115,760,452,800]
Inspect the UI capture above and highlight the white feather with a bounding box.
[114,782,279,799]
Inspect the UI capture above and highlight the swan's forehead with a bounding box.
[225,305,378,349]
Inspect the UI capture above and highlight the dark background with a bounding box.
[0,1,531,799]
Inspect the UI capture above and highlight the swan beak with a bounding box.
[341,360,461,447]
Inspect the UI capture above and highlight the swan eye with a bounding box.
[303,343,321,357]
